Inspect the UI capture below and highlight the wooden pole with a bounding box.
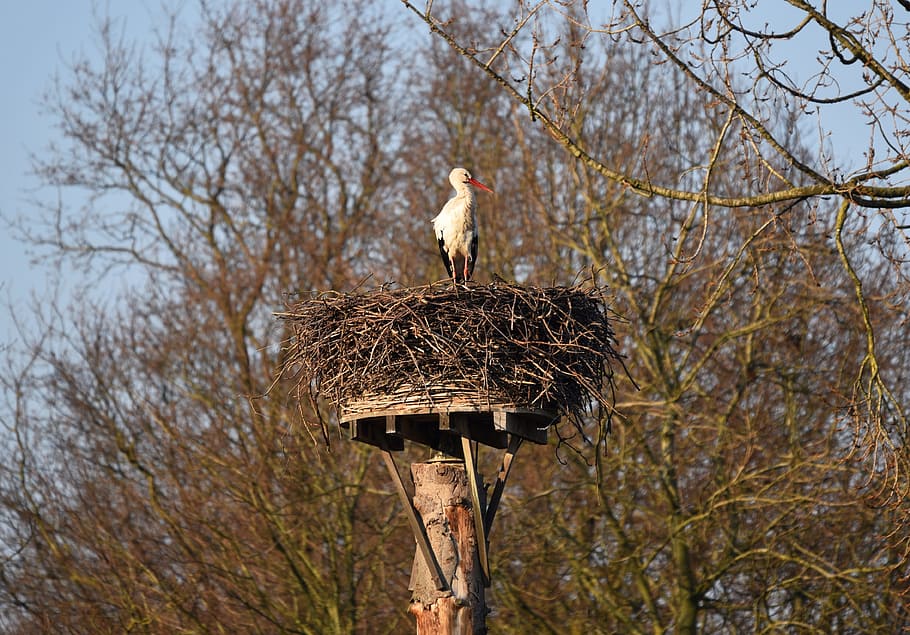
[408,459,487,634]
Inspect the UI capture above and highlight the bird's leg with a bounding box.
[463,260,471,286]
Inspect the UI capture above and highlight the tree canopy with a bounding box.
[1,1,908,632]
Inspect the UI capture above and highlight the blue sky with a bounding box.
[1,3,88,340]
[0,2,884,349]
[0,2,159,346]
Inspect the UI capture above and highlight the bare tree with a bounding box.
[1,0,908,633]
[1,1,416,632]
[401,0,910,499]
[399,1,910,632]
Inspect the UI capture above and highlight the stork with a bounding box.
[431,167,494,285]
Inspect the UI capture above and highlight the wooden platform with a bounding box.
[340,405,557,454]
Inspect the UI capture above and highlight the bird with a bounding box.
[431,167,494,285]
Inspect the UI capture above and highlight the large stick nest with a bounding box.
[276,280,624,435]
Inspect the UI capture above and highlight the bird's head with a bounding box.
[449,167,494,194]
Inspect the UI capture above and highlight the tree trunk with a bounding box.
[408,459,487,634]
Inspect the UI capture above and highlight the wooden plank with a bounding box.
[484,434,523,535]
[390,414,462,457]
[461,436,490,587]
[381,450,449,592]
[340,385,516,420]
[350,417,403,451]
[441,412,508,449]
[340,395,558,423]
[345,408,556,450]
[466,415,508,448]
[493,410,552,444]
[439,411,510,448]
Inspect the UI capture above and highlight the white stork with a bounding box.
[431,167,494,285]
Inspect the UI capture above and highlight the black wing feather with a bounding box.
[468,233,478,280]
[437,234,454,278]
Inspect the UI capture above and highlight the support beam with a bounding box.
[484,434,523,534]
[461,436,490,586]
[381,450,449,592]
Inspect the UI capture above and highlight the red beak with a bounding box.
[468,177,494,194]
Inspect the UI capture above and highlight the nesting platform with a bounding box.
[339,384,556,453]
[341,395,555,456]
[275,280,622,447]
